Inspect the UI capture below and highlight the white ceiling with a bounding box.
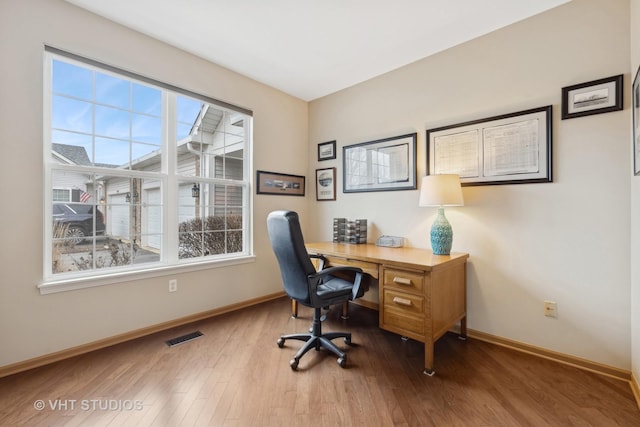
[65,0,570,101]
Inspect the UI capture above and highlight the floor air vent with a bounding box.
[165,331,203,347]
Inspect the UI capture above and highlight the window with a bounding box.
[44,48,253,284]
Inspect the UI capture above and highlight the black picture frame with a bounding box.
[427,106,552,186]
[316,167,336,201]
[256,170,305,196]
[634,68,640,176]
[318,140,336,161]
[343,133,417,193]
[561,74,623,120]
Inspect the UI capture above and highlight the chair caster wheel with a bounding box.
[277,337,285,348]
[344,336,351,345]
[290,358,299,370]
[337,356,347,368]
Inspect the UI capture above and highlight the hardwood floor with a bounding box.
[1,296,639,426]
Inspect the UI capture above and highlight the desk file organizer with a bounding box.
[333,218,367,244]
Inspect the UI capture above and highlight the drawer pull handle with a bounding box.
[393,277,412,286]
[392,296,412,306]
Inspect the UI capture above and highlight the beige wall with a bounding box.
[0,0,308,367]
[309,0,633,369]
[631,0,640,383]
[1,0,637,375]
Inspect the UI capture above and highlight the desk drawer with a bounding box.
[325,256,379,279]
[383,267,425,293]
[381,307,424,336]
[383,289,424,316]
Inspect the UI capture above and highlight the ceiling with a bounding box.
[65,0,570,101]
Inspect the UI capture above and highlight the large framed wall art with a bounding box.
[343,133,417,193]
[427,106,552,186]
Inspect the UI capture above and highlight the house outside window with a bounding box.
[44,48,253,284]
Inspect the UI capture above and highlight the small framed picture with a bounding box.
[316,167,336,201]
[256,170,305,196]
[318,140,336,161]
[561,74,623,120]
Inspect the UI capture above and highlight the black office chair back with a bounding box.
[267,210,316,304]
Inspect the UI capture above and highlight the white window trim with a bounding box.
[38,255,256,295]
[42,48,254,293]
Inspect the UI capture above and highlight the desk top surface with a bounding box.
[306,242,468,271]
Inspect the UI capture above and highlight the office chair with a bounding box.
[267,210,364,370]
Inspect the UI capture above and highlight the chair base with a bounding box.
[277,307,352,370]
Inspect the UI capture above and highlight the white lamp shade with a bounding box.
[419,174,464,207]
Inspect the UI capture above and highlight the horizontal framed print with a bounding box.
[316,167,336,201]
[256,170,305,196]
[318,140,337,161]
[343,133,417,193]
[427,106,552,186]
[561,74,623,120]
[634,67,640,175]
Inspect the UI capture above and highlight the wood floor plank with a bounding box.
[1,297,639,426]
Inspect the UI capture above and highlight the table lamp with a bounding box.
[418,174,464,255]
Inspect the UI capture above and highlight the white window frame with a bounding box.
[40,48,254,294]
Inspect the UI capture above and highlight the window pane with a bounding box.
[52,96,92,134]
[51,196,106,273]
[132,113,162,145]
[52,60,92,100]
[177,96,202,126]
[95,105,130,139]
[132,142,160,166]
[95,137,130,167]
[133,83,161,115]
[178,182,244,259]
[96,72,130,109]
[51,133,93,165]
[177,102,247,179]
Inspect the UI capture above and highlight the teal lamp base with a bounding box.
[430,207,453,255]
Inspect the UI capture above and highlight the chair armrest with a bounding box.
[309,253,327,270]
[309,266,363,301]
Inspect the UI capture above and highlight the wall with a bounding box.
[0,0,308,368]
[308,0,632,369]
[630,0,640,385]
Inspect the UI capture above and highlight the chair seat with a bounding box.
[316,276,354,298]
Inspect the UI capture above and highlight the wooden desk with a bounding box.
[305,242,469,375]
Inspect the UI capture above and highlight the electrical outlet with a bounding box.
[169,279,177,293]
[543,300,557,318]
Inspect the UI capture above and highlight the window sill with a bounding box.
[38,255,256,295]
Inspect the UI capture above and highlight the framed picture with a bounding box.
[256,170,305,196]
[427,106,552,186]
[318,140,337,161]
[561,74,623,120]
[316,167,336,201]
[343,133,417,193]
[634,68,640,176]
